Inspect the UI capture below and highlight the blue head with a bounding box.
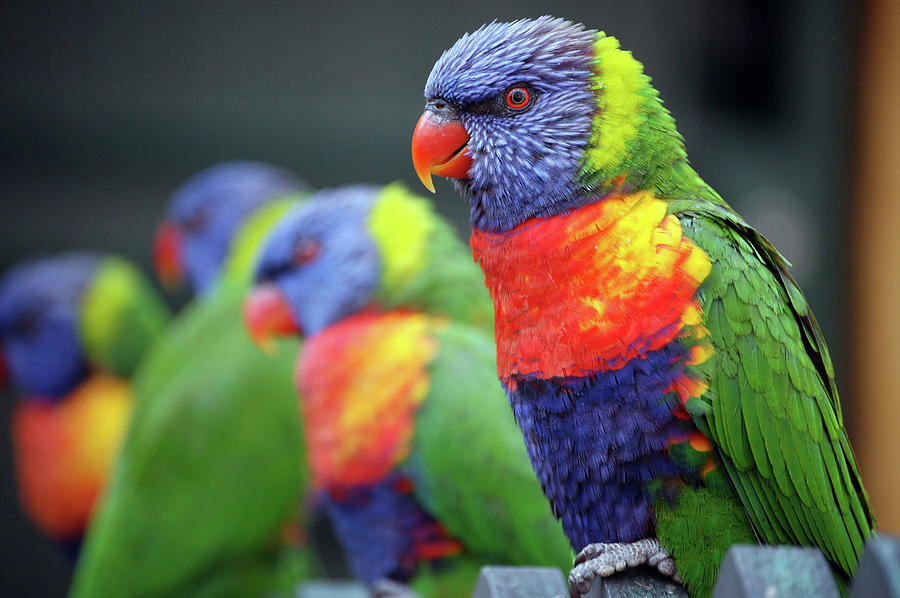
[0,254,101,398]
[247,185,382,338]
[413,17,597,232]
[155,161,309,295]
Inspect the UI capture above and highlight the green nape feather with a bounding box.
[408,322,574,574]
[370,183,494,331]
[80,256,170,377]
[580,33,720,207]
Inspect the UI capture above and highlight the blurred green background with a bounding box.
[0,0,855,594]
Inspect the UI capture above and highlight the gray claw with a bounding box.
[567,537,681,598]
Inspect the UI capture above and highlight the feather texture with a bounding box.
[419,16,875,598]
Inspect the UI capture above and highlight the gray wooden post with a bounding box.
[470,565,687,598]
[712,545,839,598]
[848,535,900,598]
[295,580,370,598]
[583,567,688,598]
[471,566,568,598]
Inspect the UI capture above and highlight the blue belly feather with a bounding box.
[507,341,696,550]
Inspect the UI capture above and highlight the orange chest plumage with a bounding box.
[470,192,713,386]
[297,311,439,493]
[13,374,132,539]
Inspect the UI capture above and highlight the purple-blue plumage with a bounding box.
[424,18,596,232]
[322,474,448,584]
[509,342,696,550]
[254,186,381,335]
[0,254,101,398]
[167,161,308,294]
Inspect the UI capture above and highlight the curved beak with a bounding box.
[411,110,472,193]
[153,221,184,290]
[243,284,301,353]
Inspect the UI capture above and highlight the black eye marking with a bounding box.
[18,310,40,337]
[257,237,321,284]
[15,302,48,338]
[464,83,536,117]
[184,207,209,234]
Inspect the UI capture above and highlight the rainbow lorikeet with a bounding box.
[153,160,309,295]
[411,17,875,598]
[0,253,169,547]
[70,164,317,598]
[244,184,573,597]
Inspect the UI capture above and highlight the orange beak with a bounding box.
[243,285,300,353]
[153,221,184,290]
[411,110,472,193]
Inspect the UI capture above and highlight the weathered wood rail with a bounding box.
[295,536,899,598]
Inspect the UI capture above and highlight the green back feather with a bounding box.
[676,204,874,582]
[407,321,573,572]
[71,279,312,598]
[71,198,318,598]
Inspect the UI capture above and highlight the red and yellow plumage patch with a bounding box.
[298,311,439,492]
[12,374,133,539]
[471,191,712,386]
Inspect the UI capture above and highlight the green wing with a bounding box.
[71,281,313,598]
[406,321,573,571]
[677,202,874,576]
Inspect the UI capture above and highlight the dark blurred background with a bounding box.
[2,0,894,595]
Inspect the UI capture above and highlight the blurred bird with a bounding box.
[411,17,875,598]
[71,162,318,598]
[153,160,309,295]
[0,253,169,548]
[244,184,573,597]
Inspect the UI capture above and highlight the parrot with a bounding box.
[411,16,875,598]
[0,253,169,549]
[70,162,318,598]
[153,160,309,295]
[243,183,574,597]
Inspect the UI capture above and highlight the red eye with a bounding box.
[505,86,531,110]
[293,238,320,266]
[184,208,208,234]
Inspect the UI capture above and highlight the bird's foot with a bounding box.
[371,578,422,598]
[567,537,681,598]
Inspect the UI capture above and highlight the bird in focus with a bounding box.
[412,17,875,598]
[0,252,169,550]
[70,162,319,598]
[244,183,573,597]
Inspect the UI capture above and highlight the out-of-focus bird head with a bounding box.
[0,253,169,399]
[0,254,100,398]
[244,183,447,350]
[412,17,683,233]
[244,185,382,348]
[154,161,309,295]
